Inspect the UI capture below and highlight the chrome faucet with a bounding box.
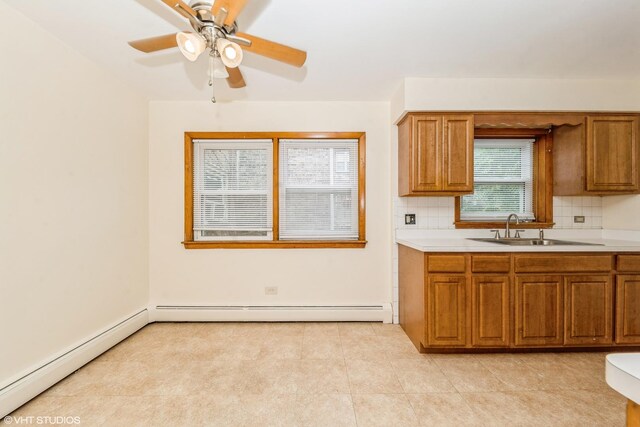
[505,213,520,238]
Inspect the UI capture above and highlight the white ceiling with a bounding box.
[5,0,640,102]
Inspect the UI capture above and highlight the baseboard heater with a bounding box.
[0,309,148,417]
[151,304,392,323]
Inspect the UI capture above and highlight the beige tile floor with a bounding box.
[7,322,626,426]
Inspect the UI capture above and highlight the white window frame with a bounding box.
[279,139,359,240]
[193,139,273,241]
[461,138,535,222]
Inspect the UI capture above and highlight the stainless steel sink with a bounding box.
[467,238,604,246]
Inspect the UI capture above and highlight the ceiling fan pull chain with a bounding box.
[208,53,216,103]
[208,54,214,87]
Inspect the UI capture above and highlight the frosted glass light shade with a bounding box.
[176,32,206,62]
[211,56,229,79]
[216,38,243,68]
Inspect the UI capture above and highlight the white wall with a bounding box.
[396,77,640,121]
[148,101,391,310]
[0,2,149,387]
[603,196,640,230]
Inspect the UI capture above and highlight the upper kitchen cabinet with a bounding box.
[586,115,639,192]
[398,113,473,196]
[554,114,640,195]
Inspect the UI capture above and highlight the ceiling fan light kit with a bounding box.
[128,0,307,103]
[216,38,243,68]
[210,55,229,79]
[176,31,206,61]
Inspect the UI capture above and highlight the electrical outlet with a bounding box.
[265,286,278,295]
[573,216,585,223]
[405,214,416,225]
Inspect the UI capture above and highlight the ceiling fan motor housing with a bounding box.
[190,1,215,22]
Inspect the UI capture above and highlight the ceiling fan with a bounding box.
[128,0,307,102]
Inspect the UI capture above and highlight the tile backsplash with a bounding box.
[552,196,602,229]
[394,196,602,230]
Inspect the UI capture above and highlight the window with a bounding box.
[184,132,366,248]
[455,128,554,229]
[460,139,535,221]
[193,140,272,241]
[279,140,359,240]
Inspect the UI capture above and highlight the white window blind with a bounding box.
[193,139,273,241]
[461,139,535,221]
[279,139,359,240]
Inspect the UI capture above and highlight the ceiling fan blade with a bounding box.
[161,0,197,20]
[128,33,178,53]
[236,32,307,67]
[226,66,246,88]
[212,0,248,26]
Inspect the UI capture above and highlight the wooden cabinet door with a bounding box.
[442,115,474,192]
[515,275,563,346]
[616,275,640,344]
[586,115,639,192]
[564,275,612,345]
[426,275,467,346]
[472,276,510,347]
[411,115,442,192]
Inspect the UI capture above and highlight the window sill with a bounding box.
[182,240,368,249]
[454,221,555,230]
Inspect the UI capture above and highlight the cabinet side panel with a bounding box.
[398,245,425,351]
[398,118,411,196]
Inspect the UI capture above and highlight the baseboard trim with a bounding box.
[150,304,393,323]
[0,309,148,417]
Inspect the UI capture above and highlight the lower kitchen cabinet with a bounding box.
[471,276,510,347]
[564,275,613,345]
[515,275,564,346]
[399,247,640,352]
[616,275,640,344]
[426,275,467,346]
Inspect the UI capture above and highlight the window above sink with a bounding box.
[455,128,554,230]
[460,138,535,222]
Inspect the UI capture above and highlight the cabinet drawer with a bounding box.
[617,255,640,272]
[427,255,466,273]
[514,255,612,273]
[471,255,511,273]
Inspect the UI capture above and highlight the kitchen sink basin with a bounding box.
[467,238,604,246]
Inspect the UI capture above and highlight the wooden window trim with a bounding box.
[183,131,367,249]
[455,128,554,229]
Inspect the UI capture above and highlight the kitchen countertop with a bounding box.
[396,237,640,252]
